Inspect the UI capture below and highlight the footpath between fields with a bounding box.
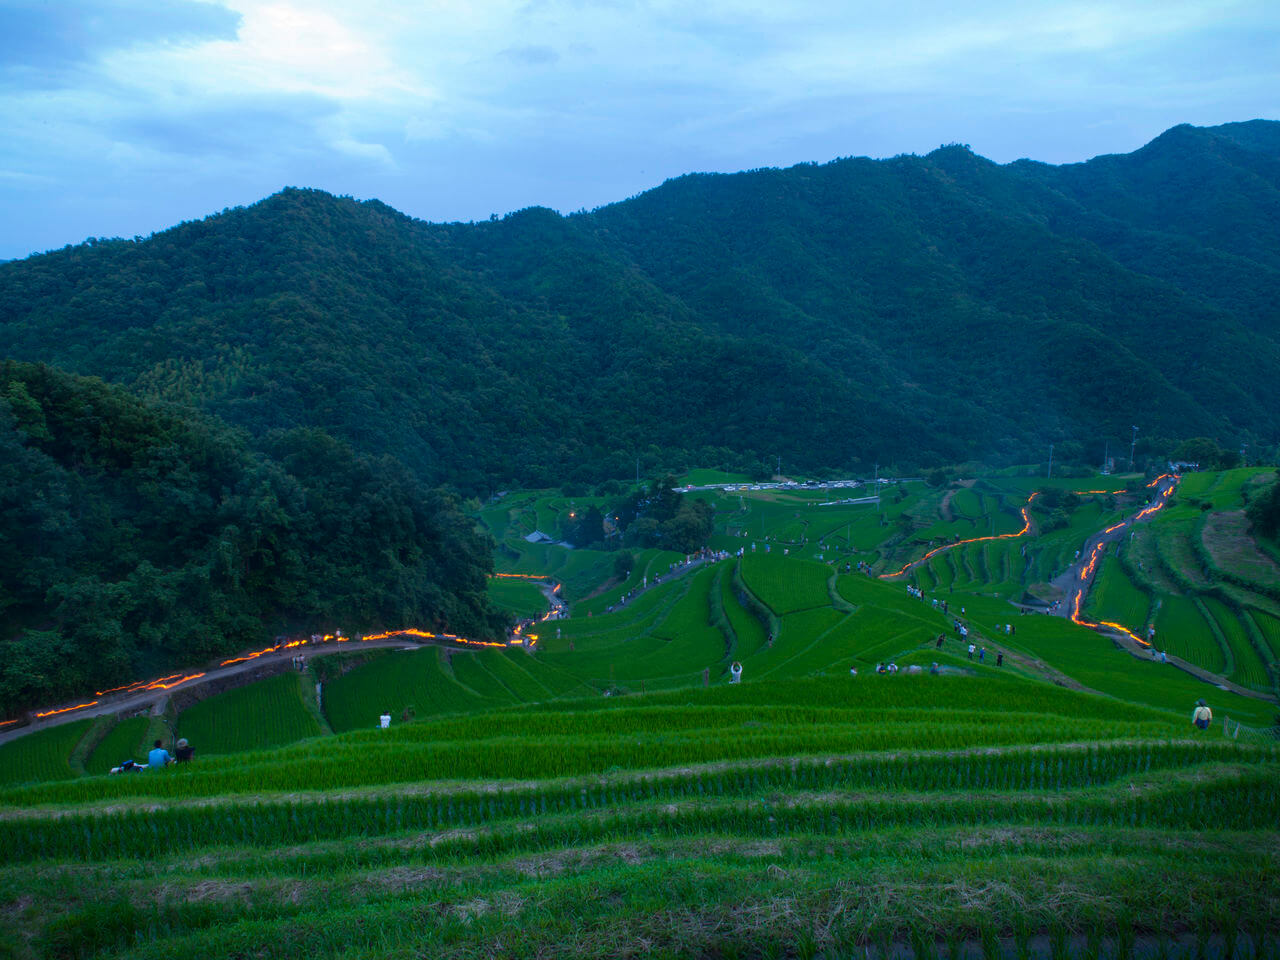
[0,637,442,748]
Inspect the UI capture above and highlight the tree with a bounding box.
[1246,477,1280,540]
[613,551,634,579]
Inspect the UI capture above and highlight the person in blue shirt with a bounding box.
[147,739,172,769]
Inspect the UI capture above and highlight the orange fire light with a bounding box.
[145,672,206,691]
[35,700,99,718]
[880,492,1038,579]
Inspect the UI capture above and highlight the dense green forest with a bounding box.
[2,121,1278,490]
[0,362,503,714]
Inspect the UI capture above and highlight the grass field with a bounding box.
[83,716,151,774]
[739,553,832,614]
[1152,594,1227,674]
[486,576,549,619]
[5,468,1280,958]
[178,672,323,755]
[0,718,91,787]
[1086,556,1150,632]
[2,677,1276,958]
[1199,595,1274,692]
[322,648,505,732]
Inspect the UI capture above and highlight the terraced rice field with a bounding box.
[4,469,1280,958]
[322,648,504,732]
[1200,595,1274,692]
[178,672,323,754]
[1086,557,1151,632]
[2,679,1276,959]
[1153,594,1228,674]
[0,718,91,786]
[83,716,151,775]
[486,576,549,619]
[739,554,832,614]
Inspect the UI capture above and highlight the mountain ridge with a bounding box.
[2,120,1278,486]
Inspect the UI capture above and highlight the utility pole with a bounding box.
[1130,425,1139,473]
[1103,440,1109,474]
[874,462,880,512]
[776,455,781,477]
[1047,443,1054,479]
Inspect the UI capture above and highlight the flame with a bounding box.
[220,646,281,667]
[880,492,1038,579]
[95,679,152,696]
[144,673,205,691]
[1070,591,1149,647]
[1080,541,1108,581]
[35,700,98,718]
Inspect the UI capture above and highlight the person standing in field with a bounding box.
[730,661,743,684]
[967,643,975,660]
[379,711,391,729]
[1192,699,1212,730]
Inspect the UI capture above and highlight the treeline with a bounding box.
[0,362,504,715]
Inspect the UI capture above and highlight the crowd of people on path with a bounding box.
[603,549,733,614]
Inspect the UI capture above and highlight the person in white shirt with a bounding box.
[379,711,391,729]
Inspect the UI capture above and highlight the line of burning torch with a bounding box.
[10,624,522,726]
[880,492,1041,579]
[1068,475,1179,646]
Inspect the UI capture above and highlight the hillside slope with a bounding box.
[0,362,502,713]
[1,122,1278,486]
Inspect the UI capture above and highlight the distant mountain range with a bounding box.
[3,120,1279,487]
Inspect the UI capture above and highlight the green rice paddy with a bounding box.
[4,467,1279,959]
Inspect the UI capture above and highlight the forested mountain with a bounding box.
[2,120,1279,491]
[0,362,502,713]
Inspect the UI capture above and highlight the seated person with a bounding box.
[147,739,172,769]
[174,738,194,763]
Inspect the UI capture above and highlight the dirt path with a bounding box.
[936,479,974,525]
[0,638,429,747]
[1047,475,1178,614]
[1107,628,1276,702]
[1047,475,1277,705]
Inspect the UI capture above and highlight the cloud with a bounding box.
[114,94,338,160]
[0,0,1278,258]
[0,0,241,87]
[331,137,396,167]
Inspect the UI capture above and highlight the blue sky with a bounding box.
[1,0,1277,260]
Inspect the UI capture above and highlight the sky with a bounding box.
[1,0,1278,260]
